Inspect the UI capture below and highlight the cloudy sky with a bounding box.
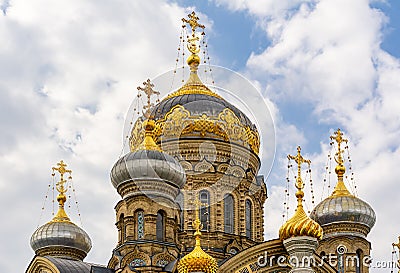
[0,0,399,272]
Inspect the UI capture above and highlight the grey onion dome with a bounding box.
[111,149,186,190]
[30,220,92,260]
[310,195,376,230]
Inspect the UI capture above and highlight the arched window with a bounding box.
[224,194,234,233]
[199,190,210,231]
[245,200,252,239]
[156,211,165,241]
[119,214,125,242]
[356,249,363,273]
[136,210,144,240]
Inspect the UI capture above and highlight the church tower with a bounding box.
[108,84,186,271]
[310,129,376,273]
[108,11,267,271]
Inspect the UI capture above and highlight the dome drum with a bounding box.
[116,178,180,200]
[158,138,261,180]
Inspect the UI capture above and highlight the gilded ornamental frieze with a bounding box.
[129,105,260,154]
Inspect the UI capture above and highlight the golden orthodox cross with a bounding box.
[52,160,72,195]
[287,146,310,191]
[137,79,159,119]
[182,11,205,54]
[330,128,348,165]
[191,197,208,233]
[182,11,205,35]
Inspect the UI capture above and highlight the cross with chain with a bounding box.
[182,11,205,36]
[330,128,348,165]
[137,79,160,119]
[182,11,205,55]
[287,146,311,191]
[52,160,72,195]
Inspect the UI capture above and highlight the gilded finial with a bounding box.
[193,197,204,241]
[135,80,162,152]
[279,146,323,241]
[330,128,352,197]
[182,11,204,69]
[51,160,72,222]
[166,11,220,100]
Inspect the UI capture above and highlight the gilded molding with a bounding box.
[129,105,260,154]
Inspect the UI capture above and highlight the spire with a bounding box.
[51,160,72,223]
[135,79,161,152]
[330,128,352,197]
[192,197,204,247]
[182,11,204,74]
[289,146,311,208]
[166,11,221,100]
[279,146,323,241]
[177,195,218,273]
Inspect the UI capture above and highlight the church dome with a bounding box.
[279,202,323,241]
[279,146,323,241]
[111,119,186,197]
[310,192,376,230]
[310,129,376,235]
[129,74,260,156]
[177,241,218,273]
[30,220,92,260]
[30,162,92,261]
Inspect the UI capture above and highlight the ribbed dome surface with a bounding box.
[111,149,186,189]
[310,195,376,229]
[30,221,92,256]
[152,93,255,129]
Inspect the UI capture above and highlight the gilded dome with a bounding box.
[30,220,92,260]
[279,146,323,241]
[177,242,218,273]
[279,196,323,241]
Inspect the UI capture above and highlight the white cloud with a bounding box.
[214,0,400,268]
[0,1,194,272]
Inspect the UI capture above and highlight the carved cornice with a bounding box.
[35,246,87,261]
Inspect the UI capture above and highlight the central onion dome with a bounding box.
[30,163,92,261]
[310,129,376,237]
[129,51,260,157]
